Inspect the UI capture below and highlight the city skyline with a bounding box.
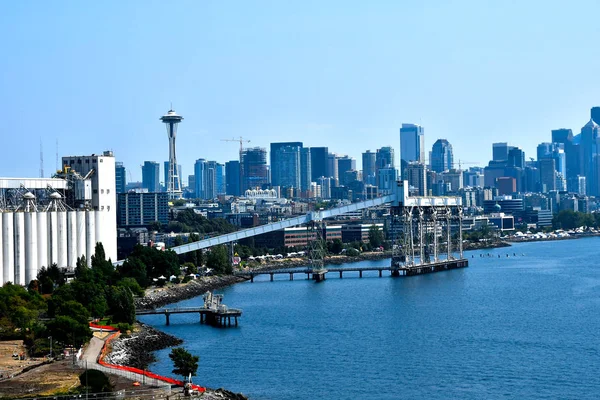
[3,1,600,181]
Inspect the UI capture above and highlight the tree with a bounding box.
[117,257,148,288]
[206,245,231,275]
[79,369,113,393]
[46,315,92,347]
[106,286,135,324]
[327,239,343,255]
[169,347,199,382]
[368,225,384,249]
[91,243,115,285]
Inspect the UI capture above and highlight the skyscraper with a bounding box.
[362,150,376,185]
[310,147,328,181]
[400,123,425,165]
[270,142,302,190]
[142,161,160,192]
[225,160,241,196]
[241,147,269,192]
[194,159,225,199]
[160,109,183,199]
[507,147,525,169]
[492,142,510,162]
[337,156,356,185]
[327,153,339,181]
[539,158,556,192]
[300,148,312,193]
[431,139,454,173]
[194,159,207,199]
[591,107,600,125]
[405,162,427,196]
[580,119,600,196]
[115,162,126,194]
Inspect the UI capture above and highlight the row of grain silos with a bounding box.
[0,210,104,286]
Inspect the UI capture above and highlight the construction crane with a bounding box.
[221,137,251,153]
[456,160,480,171]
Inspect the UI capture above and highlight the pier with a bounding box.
[235,258,469,282]
[135,291,242,327]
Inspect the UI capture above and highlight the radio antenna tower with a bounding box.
[39,139,44,178]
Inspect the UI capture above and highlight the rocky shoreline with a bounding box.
[104,323,182,369]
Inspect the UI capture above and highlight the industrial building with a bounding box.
[0,152,117,286]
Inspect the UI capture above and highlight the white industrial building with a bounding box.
[0,151,117,286]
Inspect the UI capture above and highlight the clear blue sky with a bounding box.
[2,0,600,182]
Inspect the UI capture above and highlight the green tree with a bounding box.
[327,239,343,254]
[79,369,113,393]
[46,315,92,347]
[368,225,384,249]
[116,277,144,297]
[117,257,148,288]
[169,347,199,382]
[206,245,231,275]
[106,286,135,324]
[91,243,115,285]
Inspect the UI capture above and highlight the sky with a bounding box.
[2,0,600,182]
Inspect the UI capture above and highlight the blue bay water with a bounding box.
[138,238,600,399]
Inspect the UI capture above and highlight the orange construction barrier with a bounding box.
[97,331,206,392]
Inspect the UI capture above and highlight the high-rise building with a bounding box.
[591,107,600,125]
[241,147,269,192]
[327,153,339,181]
[188,175,196,197]
[400,123,425,165]
[431,139,454,173]
[507,147,525,169]
[310,147,328,181]
[378,167,398,195]
[142,161,160,193]
[337,156,356,185]
[115,162,126,194]
[300,148,311,193]
[405,162,427,196]
[117,191,169,227]
[492,142,510,162]
[194,159,225,200]
[362,151,376,186]
[270,142,302,190]
[580,119,600,196]
[552,128,574,145]
[160,109,184,199]
[62,151,117,261]
[539,158,556,193]
[225,160,241,196]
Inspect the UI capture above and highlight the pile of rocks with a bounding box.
[103,323,182,370]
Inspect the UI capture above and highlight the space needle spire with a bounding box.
[160,108,184,199]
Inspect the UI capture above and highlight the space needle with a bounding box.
[160,108,184,199]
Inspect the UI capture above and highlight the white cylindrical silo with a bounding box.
[2,213,14,284]
[14,213,25,285]
[85,210,96,266]
[36,212,48,272]
[95,210,102,254]
[76,210,86,264]
[48,211,58,266]
[57,211,67,269]
[67,211,77,268]
[24,212,38,285]
[0,215,3,286]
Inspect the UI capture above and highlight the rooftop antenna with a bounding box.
[39,139,44,178]
[55,139,59,173]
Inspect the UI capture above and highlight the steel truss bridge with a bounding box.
[116,181,467,280]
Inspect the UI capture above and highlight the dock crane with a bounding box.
[221,137,251,153]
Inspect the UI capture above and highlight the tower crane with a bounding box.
[221,137,251,153]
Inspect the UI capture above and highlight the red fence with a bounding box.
[95,330,206,392]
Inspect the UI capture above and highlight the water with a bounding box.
[138,238,600,399]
